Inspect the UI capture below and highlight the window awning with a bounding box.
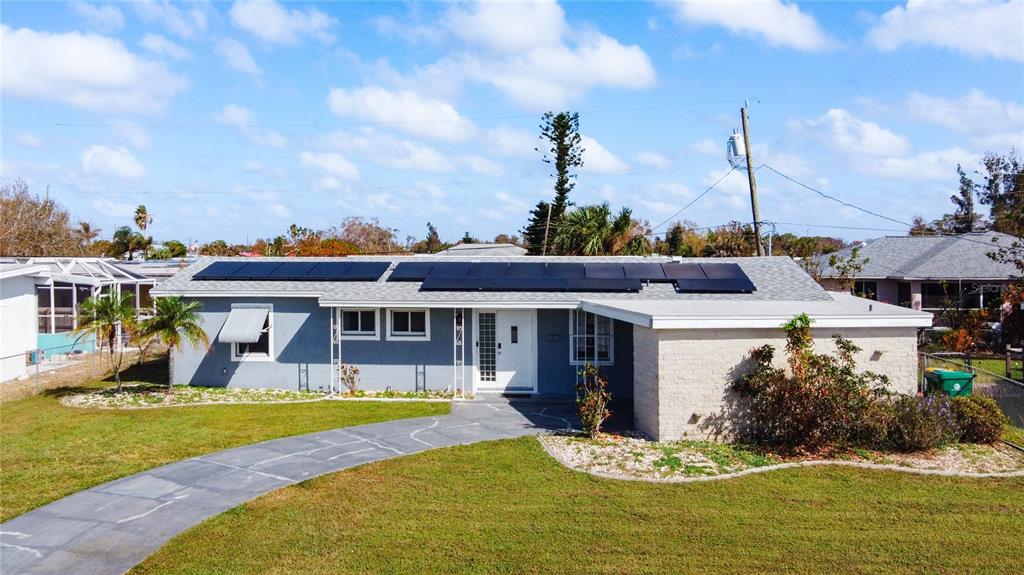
[218,307,269,343]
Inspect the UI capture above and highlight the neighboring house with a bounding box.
[818,232,1020,313]
[0,264,47,381]
[436,242,527,256]
[153,255,930,441]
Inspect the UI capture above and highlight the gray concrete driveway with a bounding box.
[0,400,576,575]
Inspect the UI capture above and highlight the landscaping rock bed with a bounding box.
[60,385,455,409]
[540,433,1024,481]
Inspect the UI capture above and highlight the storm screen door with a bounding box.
[474,309,537,393]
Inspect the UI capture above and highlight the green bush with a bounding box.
[952,395,1005,444]
[887,395,958,452]
[576,363,612,438]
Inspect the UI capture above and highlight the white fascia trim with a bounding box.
[647,315,933,329]
[318,300,578,309]
[150,291,323,298]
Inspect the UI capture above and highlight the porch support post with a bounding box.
[49,283,56,334]
[72,284,78,330]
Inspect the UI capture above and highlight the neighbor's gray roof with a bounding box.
[436,243,528,256]
[819,231,1021,281]
[152,255,831,306]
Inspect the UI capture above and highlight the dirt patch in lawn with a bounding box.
[541,433,1024,482]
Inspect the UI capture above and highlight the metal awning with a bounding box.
[218,307,269,343]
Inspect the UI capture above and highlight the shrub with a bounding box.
[887,395,958,452]
[576,363,612,438]
[952,395,1005,444]
[338,364,360,394]
[733,314,892,452]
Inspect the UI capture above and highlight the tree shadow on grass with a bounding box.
[107,357,169,387]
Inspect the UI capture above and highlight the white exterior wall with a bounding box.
[0,276,39,382]
[633,326,920,441]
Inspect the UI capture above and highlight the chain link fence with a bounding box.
[919,352,1024,427]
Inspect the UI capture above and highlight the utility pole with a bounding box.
[740,105,764,256]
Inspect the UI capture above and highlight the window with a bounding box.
[854,280,878,301]
[387,309,430,341]
[570,311,613,365]
[340,309,378,340]
[231,307,273,362]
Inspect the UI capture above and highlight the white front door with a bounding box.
[475,309,536,393]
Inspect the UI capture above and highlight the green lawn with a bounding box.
[0,360,448,522]
[133,437,1024,575]
[972,358,1024,381]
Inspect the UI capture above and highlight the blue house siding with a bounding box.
[173,298,630,397]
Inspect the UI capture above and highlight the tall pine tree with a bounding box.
[523,112,584,255]
[950,164,978,233]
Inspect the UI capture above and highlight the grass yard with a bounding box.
[973,358,1024,381]
[0,359,448,522]
[133,437,1024,575]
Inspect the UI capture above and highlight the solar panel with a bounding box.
[661,263,706,280]
[230,262,282,279]
[267,262,317,280]
[421,277,494,291]
[506,262,547,278]
[568,279,643,292]
[304,262,352,279]
[623,262,667,281]
[584,263,625,279]
[672,263,755,293]
[193,261,245,280]
[467,262,510,278]
[493,277,568,291]
[388,262,433,281]
[427,262,471,278]
[545,262,586,279]
[343,262,390,281]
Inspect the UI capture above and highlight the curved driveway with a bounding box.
[1,400,576,575]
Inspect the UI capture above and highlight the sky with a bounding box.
[1,0,1023,246]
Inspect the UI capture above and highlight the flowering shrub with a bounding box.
[887,395,958,452]
[952,395,1005,444]
[576,363,612,438]
[732,314,892,452]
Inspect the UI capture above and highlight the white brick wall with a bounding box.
[632,326,920,441]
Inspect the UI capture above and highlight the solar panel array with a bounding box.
[391,261,755,293]
[193,261,390,281]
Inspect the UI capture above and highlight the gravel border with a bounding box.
[537,436,1024,483]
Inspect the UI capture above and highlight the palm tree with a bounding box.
[77,221,100,247]
[140,296,208,392]
[72,292,137,392]
[134,205,152,231]
[555,203,652,256]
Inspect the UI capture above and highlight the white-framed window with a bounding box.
[340,308,379,340]
[387,308,430,341]
[231,305,274,362]
[570,310,613,365]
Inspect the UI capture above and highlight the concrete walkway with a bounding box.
[0,400,576,575]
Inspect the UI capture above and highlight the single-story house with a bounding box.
[153,255,931,441]
[0,263,48,382]
[818,231,1020,313]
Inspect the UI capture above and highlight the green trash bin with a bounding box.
[924,369,975,397]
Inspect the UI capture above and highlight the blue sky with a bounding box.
[2,0,1022,246]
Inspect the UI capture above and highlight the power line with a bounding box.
[650,167,737,232]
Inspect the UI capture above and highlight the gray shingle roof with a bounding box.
[152,255,831,305]
[819,231,1021,280]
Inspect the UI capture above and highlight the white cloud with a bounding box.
[867,0,1024,62]
[859,146,981,180]
[321,128,454,173]
[214,104,287,147]
[486,126,536,156]
[92,198,136,218]
[71,1,125,32]
[666,0,834,51]
[327,86,474,142]
[691,138,721,157]
[216,39,263,77]
[371,15,444,44]
[580,136,629,173]
[444,0,567,53]
[0,25,187,114]
[81,145,146,179]
[114,125,151,149]
[17,132,42,148]
[134,0,208,39]
[796,109,910,158]
[460,155,504,176]
[229,0,337,45]
[640,183,694,215]
[436,1,654,109]
[905,89,1024,136]
[270,203,292,218]
[139,33,192,60]
[299,151,360,181]
[635,151,671,170]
